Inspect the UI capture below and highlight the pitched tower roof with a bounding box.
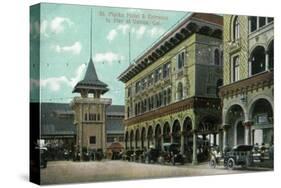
[72,58,109,94]
[72,9,109,95]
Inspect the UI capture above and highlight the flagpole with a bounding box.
[129,31,131,65]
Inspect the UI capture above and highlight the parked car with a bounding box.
[224,145,255,169]
[209,145,262,170]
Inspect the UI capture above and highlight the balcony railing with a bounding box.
[219,71,273,98]
[71,97,112,105]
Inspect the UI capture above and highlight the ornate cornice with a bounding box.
[219,71,273,98]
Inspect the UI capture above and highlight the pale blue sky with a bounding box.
[30,3,188,105]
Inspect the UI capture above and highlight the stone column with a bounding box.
[161,135,164,151]
[244,121,253,145]
[183,83,187,99]
[213,133,217,146]
[170,132,173,143]
[252,129,255,145]
[180,132,185,155]
[223,124,229,151]
[248,59,252,77]
[265,50,269,71]
[219,130,223,151]
[192,131,198,165]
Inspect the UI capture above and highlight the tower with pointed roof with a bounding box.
[71,10,111,160]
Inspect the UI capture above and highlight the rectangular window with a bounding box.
[163,62,171,78]
[141,78,146,90]
[256,114,268,124]
[147,73,153,86]
[267,17,274,23]
[233,56,239,82]
[154,68,161,83]
[89,136,96,144]
[84,113,88,121]
[127,87,131,97]
[259,17,266,28]
[250,16,257,32]
[177,51,185,69]
[136,81,141,93]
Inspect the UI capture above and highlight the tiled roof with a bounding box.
[40,103,75,136]
[40,103,124,136]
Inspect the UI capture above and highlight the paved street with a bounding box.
[40,160,272,185]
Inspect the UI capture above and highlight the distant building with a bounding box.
[220,15,274,148]
[118,13,223,164]
[40,103,124,160]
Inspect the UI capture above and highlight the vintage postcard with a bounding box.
[30,3,274,185]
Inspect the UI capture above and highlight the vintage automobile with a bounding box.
[209,145,261,170]
[162,143,185,165]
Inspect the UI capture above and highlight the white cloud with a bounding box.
[50,17,73,34]
[41,76,69,91]
[136,26,146,39]
[106,29,117,41]
[117,24,130,34]
[40,17,73,37]
[69,64,86,87]
[93,52,124,65]
[148,27,165,37]
[40,64,86,92]
[53,41,82,55]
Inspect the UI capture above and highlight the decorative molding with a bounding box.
[124,97,221,127]
[219,71,273,98]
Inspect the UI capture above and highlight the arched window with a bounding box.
[177,51,185,69]
[177,82,183,100]
[250,46,266,75]
[214,49,220,65]
[233,16,240,40]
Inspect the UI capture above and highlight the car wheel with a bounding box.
[209,159,216,168]
[227,158,235,170]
